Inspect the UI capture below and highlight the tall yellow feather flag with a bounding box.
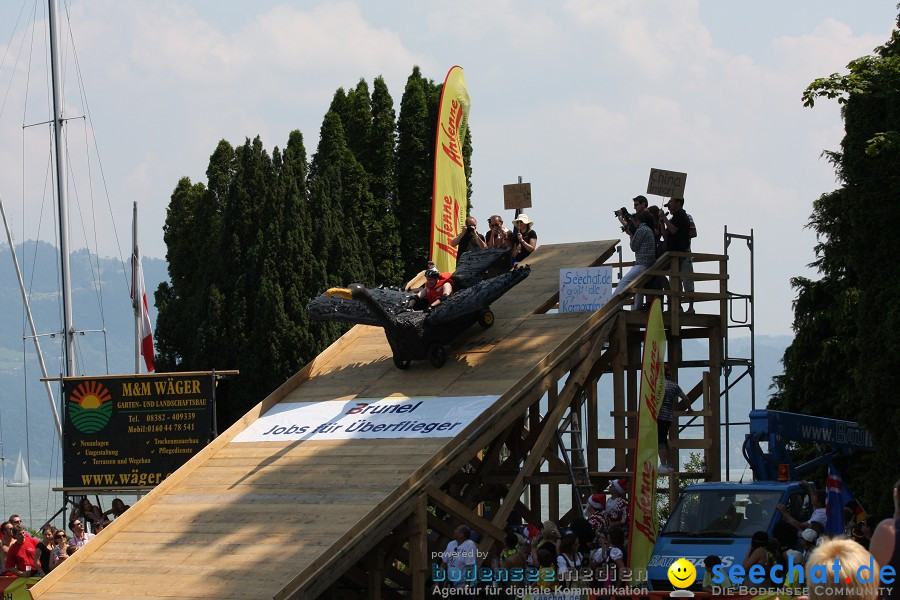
[628,299,667,583]
[430,66,470,274]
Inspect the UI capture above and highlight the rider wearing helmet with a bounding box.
[411,267,453,310]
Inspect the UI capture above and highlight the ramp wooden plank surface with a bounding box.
[32,240,618,600]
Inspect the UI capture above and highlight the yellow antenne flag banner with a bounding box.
[628,299,667,583]
[430,66,470,274]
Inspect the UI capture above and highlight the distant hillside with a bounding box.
[0,241,168,478]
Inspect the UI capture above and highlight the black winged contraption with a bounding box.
[307,247,530,369]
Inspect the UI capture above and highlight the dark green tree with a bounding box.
[275,130,332,366]
[397,67,437,279]
[343,80,373,165]
[771,15,900,515]
[365,77,403,284]
[308,110,373,286]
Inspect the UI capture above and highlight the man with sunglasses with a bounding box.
[68,519,95,548]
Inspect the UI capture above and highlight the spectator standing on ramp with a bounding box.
[450,216,486,256]
[511,215,537,264]
[659,197,695,314]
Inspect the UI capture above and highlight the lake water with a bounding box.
[0,478,144,531]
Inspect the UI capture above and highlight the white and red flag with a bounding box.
[131,251,155,372]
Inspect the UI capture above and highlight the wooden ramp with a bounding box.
[33,240,623,600]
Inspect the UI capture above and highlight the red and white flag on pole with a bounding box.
[131,252,155,372]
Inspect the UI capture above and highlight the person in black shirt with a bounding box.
[660,197,695,314]
[512,214,537,264]
[450,216,486,256]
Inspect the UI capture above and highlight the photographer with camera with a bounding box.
[450,216,486,256]
[614,195,649,235]
[612,211,656,309]
[485,215,512,249]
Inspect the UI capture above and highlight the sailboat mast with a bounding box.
[133,202,141,374]
[48,0,75,377]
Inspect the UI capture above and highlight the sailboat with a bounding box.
[6,451,30,488]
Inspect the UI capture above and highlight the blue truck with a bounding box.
[646,409,875,591]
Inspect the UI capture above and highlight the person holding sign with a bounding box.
[512,214,537,264]
[660,197,695,314]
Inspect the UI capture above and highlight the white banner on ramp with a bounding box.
[231,395,499,442]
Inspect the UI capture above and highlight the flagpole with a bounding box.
[133,201,141,374]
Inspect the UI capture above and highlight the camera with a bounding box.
[614,207,636,234]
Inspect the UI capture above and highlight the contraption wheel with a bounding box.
[427,343,447,368]
[478,309,494,329]
[393,356,411,370]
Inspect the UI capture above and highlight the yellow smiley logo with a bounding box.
[667,558,697,589]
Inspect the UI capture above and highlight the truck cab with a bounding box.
[646,409,874,591]
[646,481,812,591]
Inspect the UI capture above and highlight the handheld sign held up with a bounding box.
[503,182,532,210]
[647,168,687,198]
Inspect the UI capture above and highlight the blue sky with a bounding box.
[0,0,896,336]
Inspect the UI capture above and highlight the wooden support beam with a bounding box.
[410,494,428,599]
[613,315,627,468]
[365,546,384,600]
[426,486,507,543]
[587,374,599,472]
[480,324,612,559]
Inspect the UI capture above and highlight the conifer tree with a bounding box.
[368,76,403,285]
[308,111,373,286]
[343,79,373,166]
[772,14,900,513]
[276,130,331,366]
[397,67,435,279]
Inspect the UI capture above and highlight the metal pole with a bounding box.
[133,201,141,374]
[48,0,74,377]
[0,194,64,444]
[749,229,756,409]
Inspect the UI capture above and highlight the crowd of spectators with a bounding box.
[450,213,538,267]
[0,496,130,579]
[434,475,900,600]
[436,479,633,596]
[697,478,900,600]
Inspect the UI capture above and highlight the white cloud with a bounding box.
[1,0,894,336]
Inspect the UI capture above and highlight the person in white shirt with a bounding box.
[442,525,477,588]
[67,519,95,548]
[777,481,827,532]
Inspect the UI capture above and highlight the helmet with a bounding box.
[425,268,440,279]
